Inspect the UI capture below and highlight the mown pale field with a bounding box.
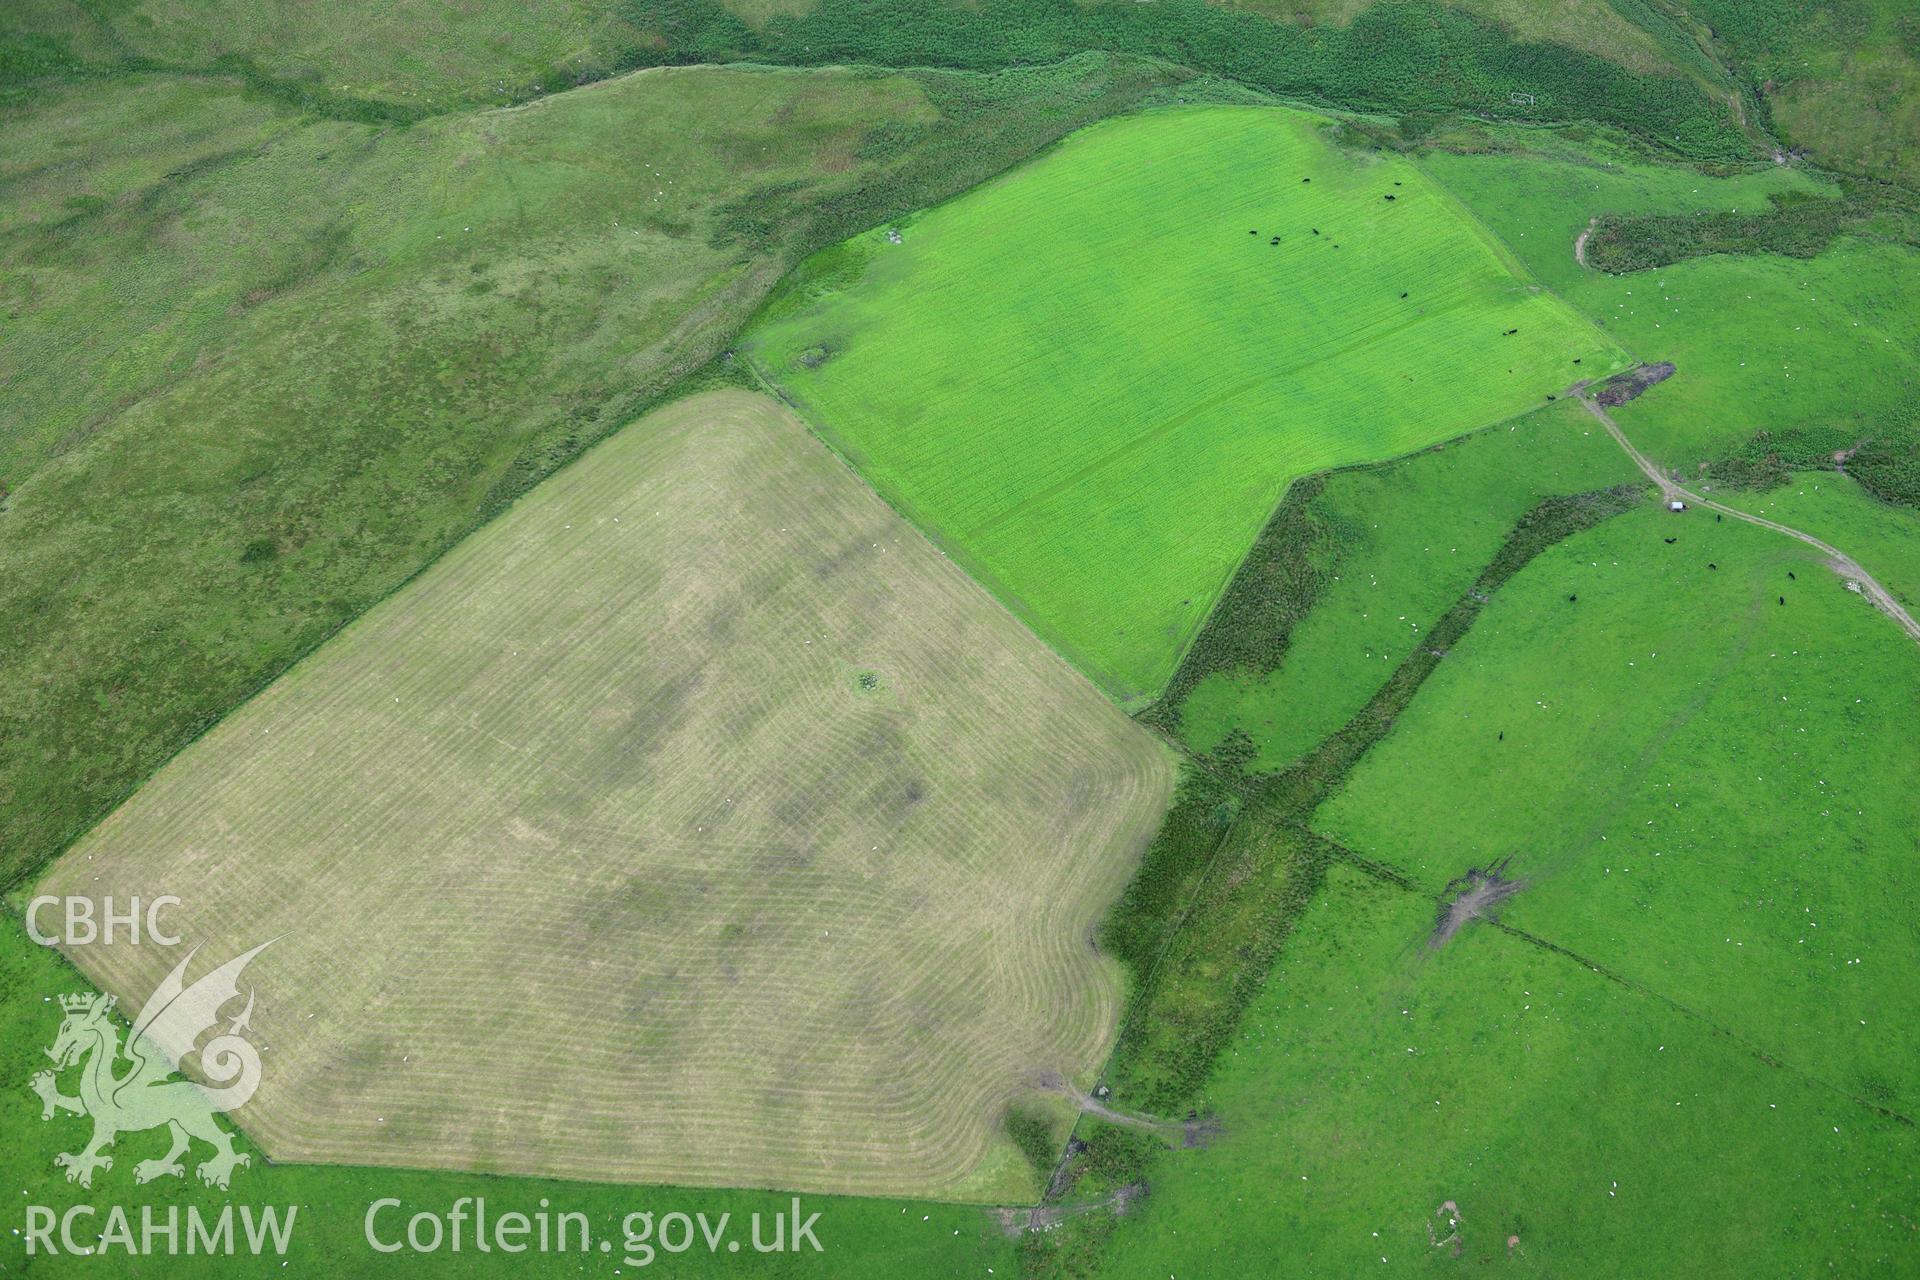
[43,391,1173,1200]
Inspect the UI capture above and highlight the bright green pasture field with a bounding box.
[1420,142,1920,468]
[1593,241,1920,467]
[747,106,1629,699]
[1715,470,1920,612]
[1091,863,1920,1278]
[1316,507,1920,1113]
[1178,399,1639,770]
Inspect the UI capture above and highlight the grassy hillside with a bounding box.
[1032,501,1920,1278]
[1687,0,1920,186]
[0,53,1190,891]
[1,0,1753,161]
[748,105,1628,698]
[1220,0,1720,84]
[1714,470,1920,609]
[1089,862,1920,1277]
[1317,507,1920,1108]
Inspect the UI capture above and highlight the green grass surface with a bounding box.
[1316,506,1920,1112]
[1172,400,1640,771]
[0,914,1017,1277]
[1593,241,1920,465]
[1218,0,1697,79]
[749,105,1628,697]
[0,53,1189,892]
[1083,862,1920,1278]
[1046,501,1920,1277]
[1714,469,1920,610]
[1421,139,1920,468]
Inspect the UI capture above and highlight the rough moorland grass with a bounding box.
[1158,400,1641,772]
[0,916,1017,1278]
[37,391,1173,1200]
[1316,507,1920,1113]
[1097,764,1242,993]
[0,53,1191,892]
[749,105,1629,698]
[1218,0,1696,80]
[1419,139,1920,467]
[1687,0,1920,188]
[3,0,1752,161]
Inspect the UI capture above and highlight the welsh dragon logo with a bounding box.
[32,941,275,1190]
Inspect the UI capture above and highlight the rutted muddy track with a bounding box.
[1577,391,1920,646]
[1037,1073,1222,1148]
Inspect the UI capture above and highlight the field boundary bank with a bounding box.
[1045,484,1648,1216]
[1331,845,1916,1128]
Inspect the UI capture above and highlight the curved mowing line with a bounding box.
[40,391,1175,1201]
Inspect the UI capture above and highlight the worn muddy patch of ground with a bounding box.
[1594,360,1676,407]
[1429,859,1524,947]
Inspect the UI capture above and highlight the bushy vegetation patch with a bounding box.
[1585,180,1920,272]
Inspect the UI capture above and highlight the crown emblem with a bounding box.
[58,992,112,1014]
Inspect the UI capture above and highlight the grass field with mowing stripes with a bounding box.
[38,390,1173,1201]
[746,105,1630,700]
